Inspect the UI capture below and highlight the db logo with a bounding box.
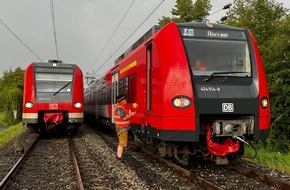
[49,103,58,110]
[222,103,234,112]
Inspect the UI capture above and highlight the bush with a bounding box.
[0,110,18,126]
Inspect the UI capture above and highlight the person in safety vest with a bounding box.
[114,94,136,165]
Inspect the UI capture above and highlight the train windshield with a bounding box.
[183,38,251,77]
[35,68,74,102]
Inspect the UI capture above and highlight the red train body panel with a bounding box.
[22,61,84,133]
[84,22,270,165]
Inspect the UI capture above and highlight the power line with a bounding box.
[50,0,59,60]
[209,3,232,17]
[88,0,136,74]
[0,19,42,61]
[92,0,165,76]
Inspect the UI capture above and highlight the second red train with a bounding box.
[22,60,84,134]
[84,21,270,165]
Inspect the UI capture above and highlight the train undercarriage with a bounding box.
[132,116,254,165]
[26,112,81,135]
[132,132,245,165]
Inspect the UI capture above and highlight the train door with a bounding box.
[146,43,152,112]
[111,73,118,124]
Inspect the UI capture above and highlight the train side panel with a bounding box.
[22,64,37,123]
[246,28,270,136]
[148,22,196,131]
[70,65,84,123]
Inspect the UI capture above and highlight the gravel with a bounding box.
[1,125,290,190]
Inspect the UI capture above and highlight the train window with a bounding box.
[183,38,251,77]
[35,72,73,102]
[119,78,127,99]
[107,85,112,104]
[128,74,136,103]
[96,89,100,105]
[100,87,107,105]
[118,74,136,103]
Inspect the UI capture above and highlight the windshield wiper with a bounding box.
[53,81,72,96]
[204,71,249,82]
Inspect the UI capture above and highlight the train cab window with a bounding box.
[35,72,73,102]
[183,38,251,78]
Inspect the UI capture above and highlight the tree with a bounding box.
[0,67,24,125]
[158,0,212,26]
[262,16,290,151]
[223,0,287,50]
[0,67,24,91]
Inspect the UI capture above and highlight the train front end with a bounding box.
[22,61,84,133]
[178,22,270,164]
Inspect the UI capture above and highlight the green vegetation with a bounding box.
[0,67,24,126]
[0,123,26,149]
[245,143,290,174]
[158,0,211,25]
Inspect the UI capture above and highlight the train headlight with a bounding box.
[172,96,191,108]
[261,97,269,108]
[25,102,34,108]
[73,102,82,108]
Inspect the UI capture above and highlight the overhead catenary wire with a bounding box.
[50,0,59,60]
[88,0,137,75]
[92,0,165,76]
[0,19,42,61]
[208,3,232,17]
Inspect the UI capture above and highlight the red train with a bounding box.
[84,22,270,165]
[22,60,84,134]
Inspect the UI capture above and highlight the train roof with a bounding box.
[114,22,245,64]
[177,22,245,31]
[114,25,161,64]
[29,61,78,68]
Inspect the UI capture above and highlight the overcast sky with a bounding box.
[0,0,289,81]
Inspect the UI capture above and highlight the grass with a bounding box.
[0,123,26,149]
[245,144,290,174]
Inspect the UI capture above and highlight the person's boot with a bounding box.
[116,157,124,165]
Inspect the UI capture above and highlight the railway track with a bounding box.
[137,145,223,190]
[2,126,290,189]
[141,145,290,190]
[78,125,202,189]
[90,124,290,190]
[139,141,290,190]
[0,134,83,190]
[228,165,290,190]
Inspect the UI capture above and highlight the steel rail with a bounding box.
[229,165,290,190]
[68,138,84,190]
[138,145,224,190]
[0,135,39,190]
